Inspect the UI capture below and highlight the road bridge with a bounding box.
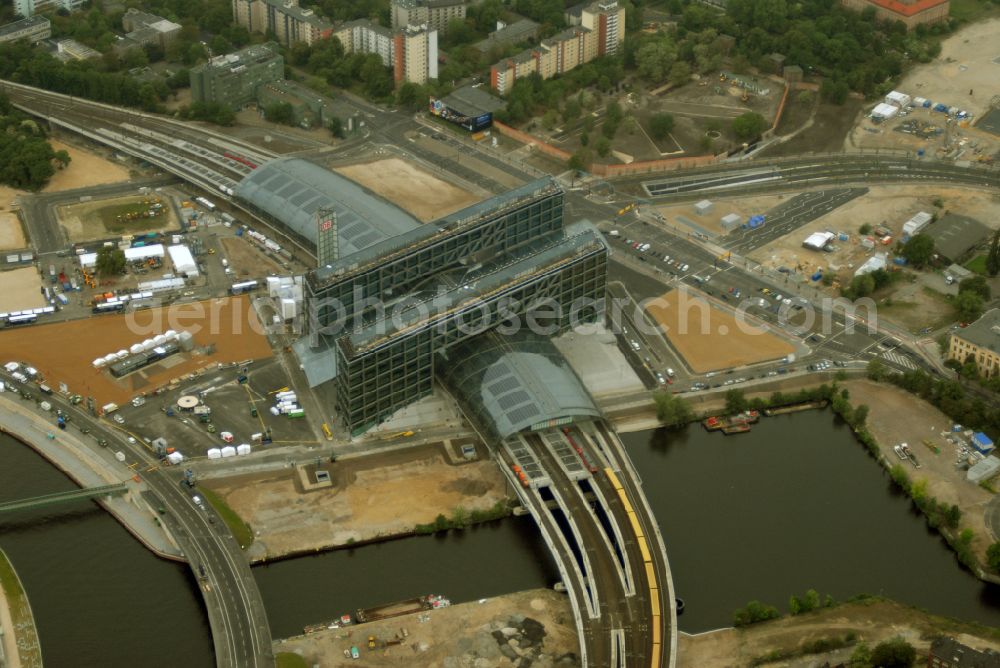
[0,482,127,513]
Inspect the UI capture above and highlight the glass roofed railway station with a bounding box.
[233,157,610,438]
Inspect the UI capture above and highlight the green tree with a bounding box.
[803,589,820,612]
[788,595,801,615]
[542,109,560,130]
[96,247,126,276]
[847,273,876,298]
[595,136,611,158]
[987,541,1000,573]
[668,61,692,86]
[567,148,591,171]
[654,392,694,427]
[733,600,780,626]
[263,102,295,125]
[986,229,1000,277]
[732,112,766,140]
[870,637,916,668]
[849,642,873,668]
[955,290,984,323]
[636,38,677,82]
[724,389,747,414]
[958,275,990,300]
[901,233,935,267]
[649,113,675,141]
[396,82,421,110]
[562,99,582,123]
[858,223,872,235]
[328,116,345,138]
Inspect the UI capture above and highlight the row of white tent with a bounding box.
[207,444,252,458]
[92,330,183,368]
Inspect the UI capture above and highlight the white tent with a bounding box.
[854,253,888,278]
[237,444,251,456]
[167,245,199,277]
[207,448,223,459]
[871,103,898,120]
[129,344,144,354]
[124,244,164,262]
[803,231,835,251]
[221,446,237,458]
[166,451,184,465]
[93,357,106,368]
[885,90,911,108]
[79,252,98,269]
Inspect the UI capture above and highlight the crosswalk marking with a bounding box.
[881,350,918,370]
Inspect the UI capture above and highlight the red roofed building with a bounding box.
[840,0,950,30]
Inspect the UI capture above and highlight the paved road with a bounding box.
[720,187,868,253]
[20,176,178,254]
[0,373,274,668]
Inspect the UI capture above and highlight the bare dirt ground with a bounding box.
[746,185,1000,282]
[844,379,996,561]
[45,139,131,192]
[0,296,272,405]
[646,288,793,373]
[56,194,179,243]
[335,158,480,223]
[207,442,509,560]
[679,598,1000,668]
[846,18,1000,159]
[0,267,46,312]
[0,213,27,251]
[219,236,286,278]
[276,588,579,667]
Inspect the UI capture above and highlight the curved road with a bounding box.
[0,372,273,668]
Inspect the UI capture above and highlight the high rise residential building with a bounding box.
[13,0,84,18]
[489,0,624,95]
[390,0,465,35]
[232,0,333,46]
[333,19,438,85]
[189,42,284,109]
[840,0,949,30]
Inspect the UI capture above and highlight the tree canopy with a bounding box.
[654,392,693,427]
[900,234,935,268]
[0,93,68,191]
[732,112,767,140]
[649,113,675,141]
[96,247,126,277]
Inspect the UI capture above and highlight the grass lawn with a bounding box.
[949,0,1000,21]
[199,487,254,549]
[275,652,309,668]
[97,200,168,233]
[964,254,988,276]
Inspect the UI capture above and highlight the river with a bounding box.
[0,433,213,668]
[5,408,1000,663]
[619,409,1000,632]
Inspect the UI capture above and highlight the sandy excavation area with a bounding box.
[336,158,480,222]
[846,18,1000,151]
[0,213,27,251]
[746,185,1000,282]
[0,267,47,312]
[656,193,789,238]
[277,588,579,667]
[0,296,272,405]
[45,139,131,191]
[207,442,509,561]
[646,288,793,373]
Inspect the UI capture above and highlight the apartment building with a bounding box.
[948,308,1000,378]
[13,0,85,18]
[189,42,284,109]
[0,16,50,44]
[489,0,624,94]
[840,0,950,30]
[334,19,438,85]
[119,9,181,50]
[391,0,465,35]
[232,0,333,47]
